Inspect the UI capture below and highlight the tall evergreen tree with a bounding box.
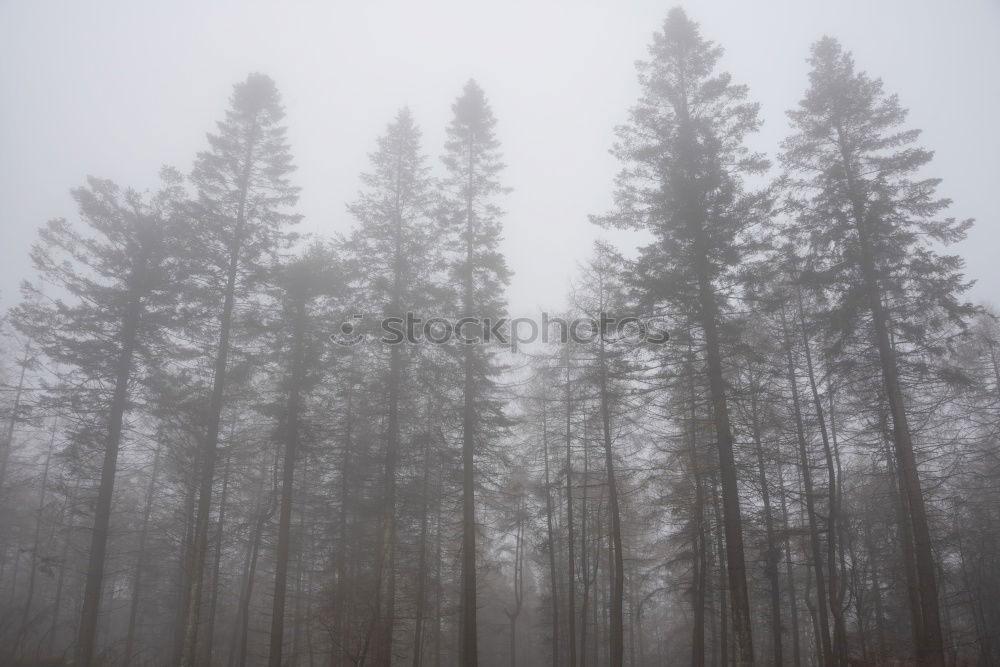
[594,8,769,665]
[781,37,975,667]
[439,80,511,667]
[14,173,186,667]
[344,107,438,665]
[178,72,300,667]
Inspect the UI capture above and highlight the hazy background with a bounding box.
[1,0,997,317]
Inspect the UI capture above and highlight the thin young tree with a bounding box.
[569,242,636,667]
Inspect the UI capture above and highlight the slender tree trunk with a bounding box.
[590,520,596,663]
[686,353,707,667]
[747,362,783,666]
[777,465,802,667]
[542,404,560,667]
[412,407,434,667]
[124,439,163,667]
[460,327,477,667]
[269,297,308,667]
[375,341,401,665]
[848,534,868,664]
[173,468,199,666]
[202,452,233,666]
[579,413,589,667]
[564,352,577,667]
[794,290,847,666]
[863,520,887,661]
[15,418,56,657]
[893,448,924,660]
[878,405,923,659]
[690,444,707,667]
[228,470,269,667]
[334,362,356,667]
[434,477,443,667]
[780,306,833,666]
[803,543,822,664]
[459,134,480,667]
[293,472,308,667]
[0,343,29,604]
[0,342,30,494]
[506,496,524,667]
[598,334,624,667]
[710,480,729,667]
[76,256,148,667]
[234,512,266,667]
[48,480,79,653]
[695,255,753,666]
[827,384,851,666]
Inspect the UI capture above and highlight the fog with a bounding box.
[1,2,999,667]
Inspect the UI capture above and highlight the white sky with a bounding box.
[1,0,998,317]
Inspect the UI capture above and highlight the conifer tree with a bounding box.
[781,38,975,667]
[439,80,511,666]
[594,8,769,664]
[344,107,438,664]
[178,72,300,667]
[14,172,186,667]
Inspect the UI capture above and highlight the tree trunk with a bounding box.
[202,452,233,666]
[780,306,833,666]
[542,404,560,667]
[863,520,887,661]
[333,360,356,667]
[695,252,754,666]
[228,472,269,667]
[76,254,148,667]
[15,418,56,657]
[412,407,434,667]
[564,351,577,667]
[710,480,729,667]
[777,464,802,667]
[269,296,308,667]
[598,336,624,667]
[579,413,589,667]
[173,467,199,665]
[746,362,783,666]
[794,290,847,666]
[506,496,524,667]
[434,475,443,667]
[0,342,31,493]
[371,340,401,666]
[47,480,79,653]
[459,132,479,667]
[124,439,163,667]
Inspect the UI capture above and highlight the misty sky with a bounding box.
[2,0,998,318]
